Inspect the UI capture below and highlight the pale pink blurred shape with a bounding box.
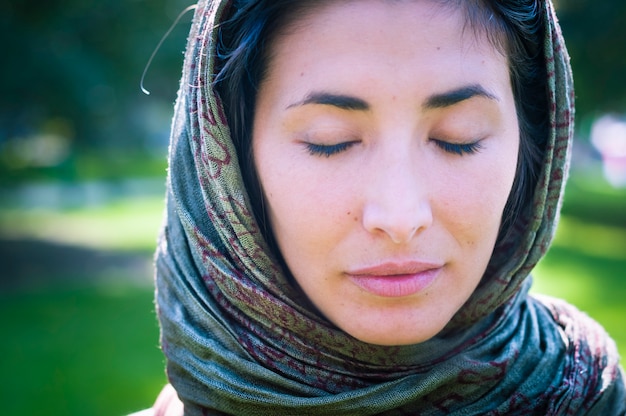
[590,114,626,188]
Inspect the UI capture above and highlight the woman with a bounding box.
[150,0,626,414]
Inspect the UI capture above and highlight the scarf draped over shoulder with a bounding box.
[155,0,626,414]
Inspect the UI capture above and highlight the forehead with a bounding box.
[270,0,507,56]
[260,0,510,104]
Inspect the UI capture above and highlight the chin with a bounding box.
[346,325,444,347]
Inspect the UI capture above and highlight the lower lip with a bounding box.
[348,268,442,298]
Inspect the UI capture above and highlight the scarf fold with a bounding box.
[155,0,625,414]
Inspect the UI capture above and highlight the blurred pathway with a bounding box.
[0,237,153,291]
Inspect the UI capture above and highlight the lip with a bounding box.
[346,261,443,298]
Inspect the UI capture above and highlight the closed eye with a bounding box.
[432,139,482,156]
[305,141,358,157]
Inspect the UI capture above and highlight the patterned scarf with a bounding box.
[155,0,625,414]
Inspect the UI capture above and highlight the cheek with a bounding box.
[439,151,518,242]
[258,156,348,253]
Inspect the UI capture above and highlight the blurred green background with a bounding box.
[1,1,625,415]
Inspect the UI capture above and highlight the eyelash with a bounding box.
[305,141,357,157]
[304,139,483,158]
[431,139,483,156]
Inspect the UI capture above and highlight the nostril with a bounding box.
[362,201,432,244]
[363,209,430,244]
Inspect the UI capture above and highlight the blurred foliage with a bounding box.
[560,171,626,227]
[557,0,626,121]
[1,0,626,184]
[0,0,190,183]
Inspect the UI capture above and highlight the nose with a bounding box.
[361,152,433,244]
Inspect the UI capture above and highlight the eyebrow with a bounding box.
[287,92,370,111]
[423,84,498,109]
[287,84,497,112]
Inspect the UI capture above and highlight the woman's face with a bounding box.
[252,0,519,345]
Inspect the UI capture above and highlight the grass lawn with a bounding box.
[0,196,167,416]
[0,175,624,415]
[0,286,166,416]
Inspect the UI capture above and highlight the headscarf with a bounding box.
[155,0,626,414]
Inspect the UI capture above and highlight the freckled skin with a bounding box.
[253,0,519,345]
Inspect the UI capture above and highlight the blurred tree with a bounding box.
[557,0,626,120]
[0,0,190,180]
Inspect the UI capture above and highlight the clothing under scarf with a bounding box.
[155,0,626,414]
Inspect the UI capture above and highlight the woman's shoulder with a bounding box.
[129,384,183,416]
[128,410,154,416]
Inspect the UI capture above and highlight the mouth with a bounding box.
[346,261,443,298]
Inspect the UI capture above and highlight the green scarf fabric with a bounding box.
[155,0,625,414]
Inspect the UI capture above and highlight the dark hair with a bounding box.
[467,0,549,243]
[214,0,323,251]
[214,0,548,251]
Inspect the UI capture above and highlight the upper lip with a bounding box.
[346,260,444,276]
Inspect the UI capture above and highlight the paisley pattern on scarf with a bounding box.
[155,0,625,414]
